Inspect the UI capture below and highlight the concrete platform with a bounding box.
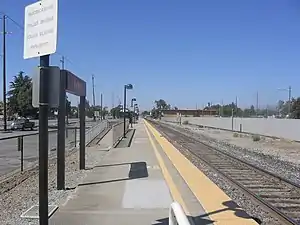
[50,120,257,225]
[50,122,175,225]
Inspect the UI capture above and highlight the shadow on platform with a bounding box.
[78,161,148,187]
[199,200,252,219]
[154,200,260,225]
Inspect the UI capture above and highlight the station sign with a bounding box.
[63,70,86,97]
[24,0,58,59]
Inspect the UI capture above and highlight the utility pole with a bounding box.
[2,15,7,131]
[221,99,223,117]
[235,96,238,117]
[288,86,292,117]
[92,75,95,121]
[60,56,65,70]
[256,91,259,116]
[100,93,103,120]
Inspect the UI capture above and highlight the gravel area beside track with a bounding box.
[0,143,107,225]
[163,121,300,186]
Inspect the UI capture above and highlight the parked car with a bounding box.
[10,118,35,131]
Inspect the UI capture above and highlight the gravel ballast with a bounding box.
[163,121,300,186]
[159,121,300,224]
[0,143,107,225]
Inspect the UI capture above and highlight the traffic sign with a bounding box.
[24,0,58,59]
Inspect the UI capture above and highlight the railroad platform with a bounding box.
[50,120,258,225]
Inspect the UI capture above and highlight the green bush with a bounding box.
[182,120,189,125]
[233,133,239,137]
[252,135,261,142]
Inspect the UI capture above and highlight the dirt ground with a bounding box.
[186,125,300,165]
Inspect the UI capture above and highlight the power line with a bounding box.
[2,12,97,104]
[5,15,24,31]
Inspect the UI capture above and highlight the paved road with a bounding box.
[0,120,102,177]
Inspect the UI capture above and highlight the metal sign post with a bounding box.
[56,70,86,189]
[57,71,66,190]
[39,56,49,225]
[79,96,85,169]
[63,70,86,171]
[24,0,58,224]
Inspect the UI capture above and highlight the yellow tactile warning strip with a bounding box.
[144,120,258,225]
[144,123,189,214]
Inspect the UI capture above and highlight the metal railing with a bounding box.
[112,119,129,146]
[169,202,190,225]
[85,120,109,145]
[0,120,106,178]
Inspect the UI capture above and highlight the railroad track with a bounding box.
[149,120,300,225]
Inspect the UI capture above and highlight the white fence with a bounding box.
[162,116,300,141]
[169,202,190,225]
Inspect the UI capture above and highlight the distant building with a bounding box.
[161,109,218,117]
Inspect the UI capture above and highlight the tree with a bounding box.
[154,99,170,110]
[7,71,38,117]
[151,107,159,118]
[66,98,71,116]
[78,99,93,118]
[141,111,150,117]
[101,106,108,119]
[111,104,122,119]
[70,106,78,118]
[291,97,300,119]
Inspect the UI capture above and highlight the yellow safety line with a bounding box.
[144,120,257,225]
[144,123,189,215]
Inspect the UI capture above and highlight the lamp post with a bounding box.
[134,103,138,124]
[123,84,133,137]
[130,98,136,128]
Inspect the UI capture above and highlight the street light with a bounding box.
[123,84,133,137]
[130,98,137,128]
[277,86,292,117]
[131,98,136,107]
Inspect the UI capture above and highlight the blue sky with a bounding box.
[1,0,300,110]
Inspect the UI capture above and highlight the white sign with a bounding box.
[24,0,58,59]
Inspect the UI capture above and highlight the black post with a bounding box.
[3,15,7,131]
[39,55,50,225]
[79,96,85,170]
[123,85,126,138]
[74,127,77,147]
[20,137,24,172]
[57,70,66,190]
[18,136,24,171]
